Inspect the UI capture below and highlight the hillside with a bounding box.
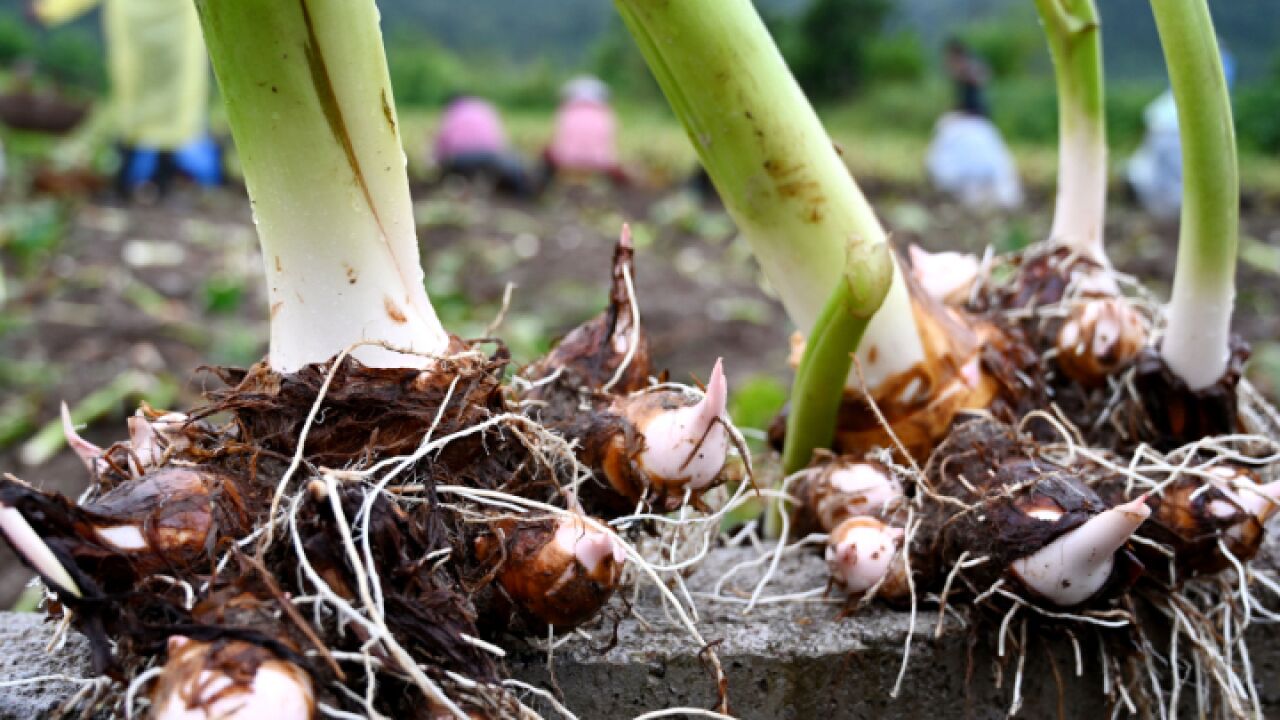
[377,0,1278,81]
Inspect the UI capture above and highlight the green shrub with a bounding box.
[385,34,466,107]
[36,29,105,91]
[1235,83,1280,155]
[989,78,1057,143]
[956,19,1043,80]
[788,0,892,101]
[589,19,661,103]
[865,32,926,87]
[0,13,34,66]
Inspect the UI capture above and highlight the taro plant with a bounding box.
[616,0,995,476]
[621,0,1280,713]
[1131,0,1246,446]
[0,0,742,717]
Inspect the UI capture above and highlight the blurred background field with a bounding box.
[0,0,1278,606]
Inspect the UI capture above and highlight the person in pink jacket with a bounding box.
[544,77,627,184]
[434,95,532,196]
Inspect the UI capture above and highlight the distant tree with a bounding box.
[787,0,891,101]
[590,19,661,102]
[0,12,35,66]
[956,18,1042,80]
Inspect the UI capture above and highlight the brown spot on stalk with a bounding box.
[763,159,802,179]
[343,263,357,285]
[274,256,282,273]
[270,302,283,319]
[384,296,407,324]
[867,345,878,364]
[381,89,396,132]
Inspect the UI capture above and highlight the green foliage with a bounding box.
[1235,58,1280,154]
[1103,83,1158,151]
[589,19,660,103]
[0,13,35,65]
[0,201,67,276]
[956,19,1043,80]
[986,77,1154,150]
[988,78,1057,143]
[787,0,892,101]
[865,32,927,86]
[385,33,467,107]
[729,375,788,436]
[1235,84,1280,155]
[201,273,247,315]
[38,29,106,91]
[385,32,560,111]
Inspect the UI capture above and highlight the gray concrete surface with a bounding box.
[2,545,1279,719]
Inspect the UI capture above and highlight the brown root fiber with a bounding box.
[205,348,508,473]
[1129,339,1250,450]
[1,337,665,717]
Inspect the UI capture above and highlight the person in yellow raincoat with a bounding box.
[31,0,221,196]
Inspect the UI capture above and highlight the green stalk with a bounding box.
[194,0,449,373]
[782,244,893,476]
[1035,0,1108,262]
[615,0,921,396]
[1149,0,1239,390]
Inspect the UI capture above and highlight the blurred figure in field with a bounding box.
[926,38,1023,211]
[434,95,533,196]
[945,38,990,118]
[31,0,221,200]
[544,76,627,185]
[1127,46,1236,220]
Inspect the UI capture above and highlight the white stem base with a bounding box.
[1050,125,1108,265]
[849,265,926,391]
[1162,278,1234,391]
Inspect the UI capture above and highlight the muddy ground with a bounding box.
[1,177,1279,606]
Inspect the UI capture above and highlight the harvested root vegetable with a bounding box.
[520,225,650,401]
[152,637,314,720]
[518,229,737,515]
[0,0,738,716]
[0,502,81,600]
[797,420,1151,610]
[1054,295,1147,388]
[826,281,999,463]
[1006,495,1150,607]
[477,514,626,629]
[149,588,317,720]
[916,421,1148,610]
[825,517,908,596]
[152,631,315,720]
[790,458,903,536]
[553,358,733,515]
[1097,464,1280,579]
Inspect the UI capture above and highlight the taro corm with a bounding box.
[621,0,1280,714]
[0,0,742,717]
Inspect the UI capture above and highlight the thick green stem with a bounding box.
[1035,0,1108,263]
[615,0,919,394]
[781,244,893,476]
[195,0,449,373]
[1150,0,1239,390]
